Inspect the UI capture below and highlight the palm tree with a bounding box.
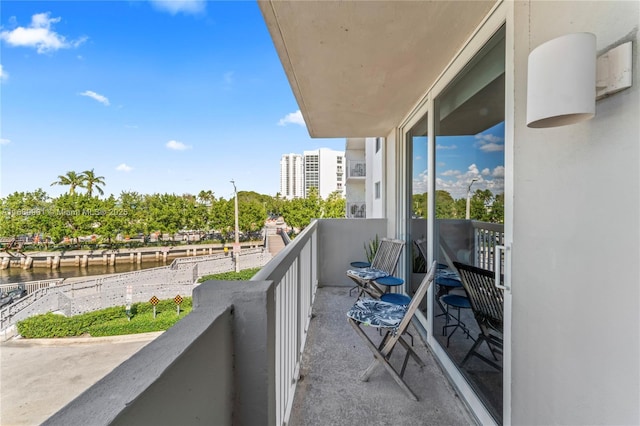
[82,169,106,197]
[197,190,215,206]
[51,171,84,195]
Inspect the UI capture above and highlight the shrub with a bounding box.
[16,297,192,338]
[197,267,261,283]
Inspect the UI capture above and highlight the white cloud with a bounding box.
[436,144,458,150]
[467,164,481,176]
[166,140,191,151]
[475,133,504,152]
[278,110,306,127]
[0,12,87,54]
[476,133,502,144]
[492,165,505,178]
[0,138,10,145]
[441,169,460,177]
[479,142,504,152]
[481,168,491,176]
[0,65,8,82]
[149,0,206,15]
[79,90,110,106]
[412,170,428,194]
[116,163,133,172]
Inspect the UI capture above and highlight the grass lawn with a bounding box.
[197,267,261,283]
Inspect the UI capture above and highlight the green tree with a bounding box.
[210,198,233,237]
[51,171,85,195]
[323,191,346,218]
[238,199,266,233]
[81,169,106,197]
[281,187,322,231]
[197,190,215,206]
[413,192,428,218]
[50,194,103,245]
[434,190,455,218]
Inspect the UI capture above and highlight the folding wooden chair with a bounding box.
[346,261,436,401]
[346,238,405,299]
[453,261,504,371]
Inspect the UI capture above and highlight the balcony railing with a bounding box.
[346,160,366,179]
[252,221,318,425]
[472,220,505,271]
[347,201,366,218]
[45,223,319,426]
[43,218,495,425]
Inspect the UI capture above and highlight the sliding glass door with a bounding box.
[432,26,506,423]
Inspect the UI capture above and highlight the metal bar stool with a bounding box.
[440,294,474,347]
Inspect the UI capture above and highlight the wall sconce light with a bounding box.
[526,33,633,129]
[527,33,596,128]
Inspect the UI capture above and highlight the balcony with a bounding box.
[45,219,490,425]
[346,160,366,180]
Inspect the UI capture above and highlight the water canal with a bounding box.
[0,260,172,284]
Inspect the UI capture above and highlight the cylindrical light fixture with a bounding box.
[527,33,596,128]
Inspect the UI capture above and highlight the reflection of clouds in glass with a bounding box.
[413,170,428,194]
[479,142,504,152]
[437,163,504,199]
[475,133,504,152]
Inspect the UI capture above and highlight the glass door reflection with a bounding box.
[433,26,505,423]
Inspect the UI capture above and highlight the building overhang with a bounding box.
[258,0,497,138]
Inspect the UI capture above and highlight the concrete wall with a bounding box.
[317,219,387,286]
[46,305,235,426]
[511,1,639,424]
[45,280,276,426]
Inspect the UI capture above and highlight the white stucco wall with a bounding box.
[511,2,639,424]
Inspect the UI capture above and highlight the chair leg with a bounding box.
[348,319,419,401]
[461,334,502,371]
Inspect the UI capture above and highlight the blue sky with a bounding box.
[0,0,345,200]
[412,122,505,199]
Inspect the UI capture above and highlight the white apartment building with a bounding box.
[280,149,345,199]
[345,137,385,219]
[279,153,304,200]
[302,148,345,199]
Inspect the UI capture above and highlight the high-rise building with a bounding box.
[280,149,345,200]
[302,148,345,200]
[279,153,304,199]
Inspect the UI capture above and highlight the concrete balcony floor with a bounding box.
[289,286,476,426]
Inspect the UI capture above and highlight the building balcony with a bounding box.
[45,218,501,425]
[346,160,366,180]
[346,201,366,218]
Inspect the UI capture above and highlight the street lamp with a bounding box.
[465,178,479,220]
[230,180,240,272]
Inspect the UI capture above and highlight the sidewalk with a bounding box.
[0,332,161,425]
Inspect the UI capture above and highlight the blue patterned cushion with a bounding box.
[347,299,407,329]
[346,267,388,281]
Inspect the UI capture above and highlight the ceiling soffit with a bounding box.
[259,1,497,138]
